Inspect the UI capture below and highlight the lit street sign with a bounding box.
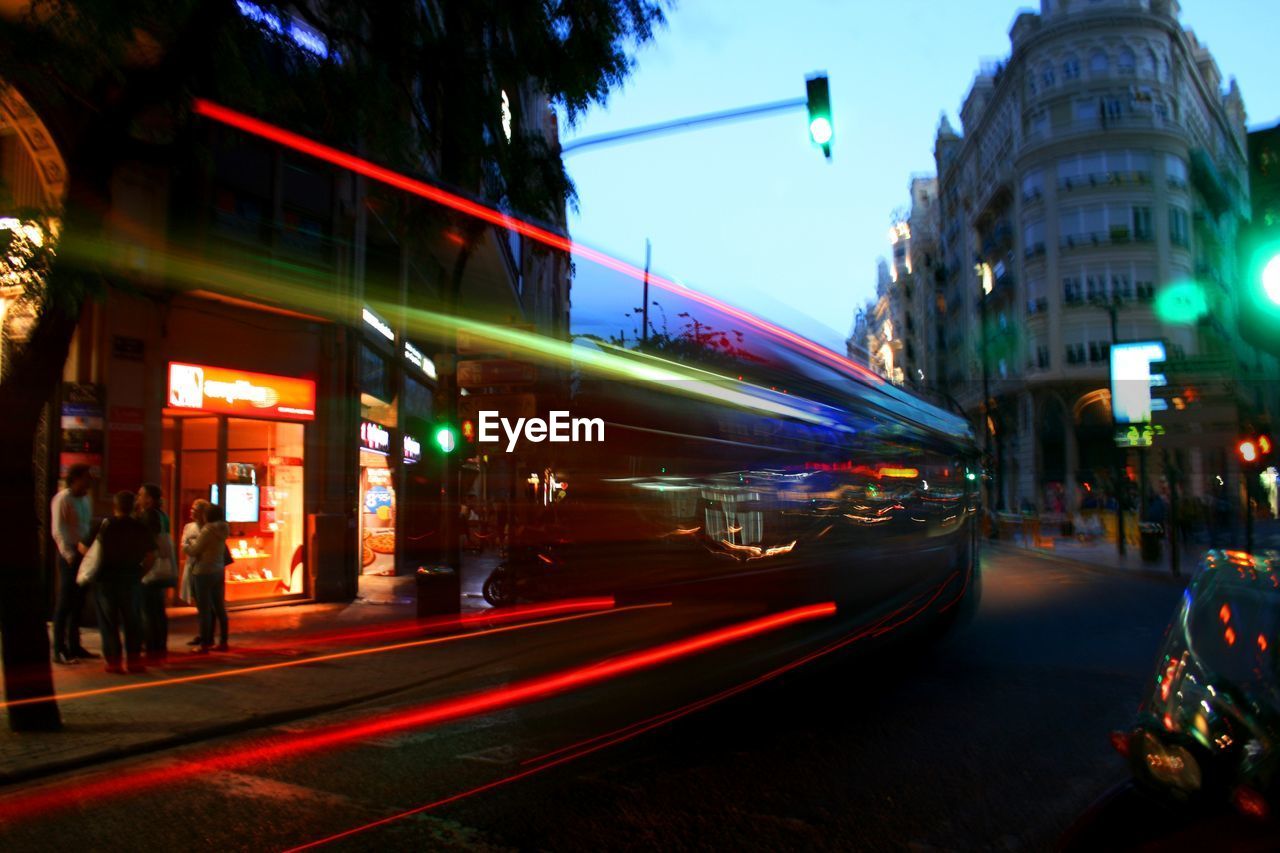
[1110,340,1166,427]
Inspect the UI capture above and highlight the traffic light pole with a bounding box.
[561,97,808,155]
[1245,474,1255,554]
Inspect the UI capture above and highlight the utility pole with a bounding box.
[1104,297,1127,557]
[642,239,651,343]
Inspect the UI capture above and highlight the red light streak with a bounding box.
[191,100,882,385]
[0,602,834,823]
[1225,626,1237,646]
[288,583,955,851]
[0,599,632,711]
[1220,603,1232,623]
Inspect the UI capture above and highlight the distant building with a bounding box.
[847,178,944,393]
[934,0,1276,513]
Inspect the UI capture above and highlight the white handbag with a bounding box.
[76,522,107,586]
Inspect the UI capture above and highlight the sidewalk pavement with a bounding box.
[0,548,521,786]
[989,518,1280,582]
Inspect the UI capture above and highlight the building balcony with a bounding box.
[1059,231,1154,251]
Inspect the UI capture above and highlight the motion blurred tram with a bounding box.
[484,289,981,626]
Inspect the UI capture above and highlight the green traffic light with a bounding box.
[805,73,832,158]
[434,425,457,453]
[809,116,833,145]
[1263,253,1280,307]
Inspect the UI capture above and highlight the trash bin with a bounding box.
[415,565,460,618]
[1139,523,1163,564]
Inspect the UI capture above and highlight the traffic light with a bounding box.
[805,73,833,159]
[1239,232,1280,356]
[1236,431,1273,466]
[433,423,458,454]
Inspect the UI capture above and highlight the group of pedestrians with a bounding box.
[49,464,232,674]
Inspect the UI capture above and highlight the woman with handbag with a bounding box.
[184,502,230,653]
[136,483,175,664]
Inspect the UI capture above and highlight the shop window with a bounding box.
[224,419,306,601]
[359,461,396,577]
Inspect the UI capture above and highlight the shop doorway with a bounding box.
[163,415,307,604]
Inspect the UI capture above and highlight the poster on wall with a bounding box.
[59,383,103,483]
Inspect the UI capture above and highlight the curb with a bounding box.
[0,657,485,790]
[984,541,1189,586]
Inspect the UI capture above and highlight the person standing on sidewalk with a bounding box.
[136,483,174,664]
[184,503,230,653]
[93,491,156,674]
[50,463,98,665]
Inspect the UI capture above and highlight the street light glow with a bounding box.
[1263,253,1280,306]
[809,116,833,145]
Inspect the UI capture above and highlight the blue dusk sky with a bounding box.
[561,0,1280,352]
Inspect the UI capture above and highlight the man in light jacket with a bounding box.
[50,463,97,664]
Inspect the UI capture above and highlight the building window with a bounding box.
[1063,54,1081,80]
[1024,219,1046,256]
[1169,206,1189,246]
[1028,108,1049,138]
[1026,277,1047,314]
[1166,153,1188,187]
[359,343,394,405]
[1021,168,1044,202]
[1073,99,1097,127]
[1036,345,1050,369]
[1089,49,1109,76]
[1117,46,1136,75]
[1136,276,1155,301]
[1111,273,1132,300]
[1063,276,1083,304]
[1065,343,1086,365]
[1132,206,1152,241]
[1041,62,1056,88]
[1088,341,1111,363]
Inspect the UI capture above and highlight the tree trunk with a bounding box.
[0,290,82,731]
[0,121,111,730]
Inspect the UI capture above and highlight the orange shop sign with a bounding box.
[167,362,316,421]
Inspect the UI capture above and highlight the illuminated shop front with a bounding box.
[163,362,314,604]
[355,303,437,584]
